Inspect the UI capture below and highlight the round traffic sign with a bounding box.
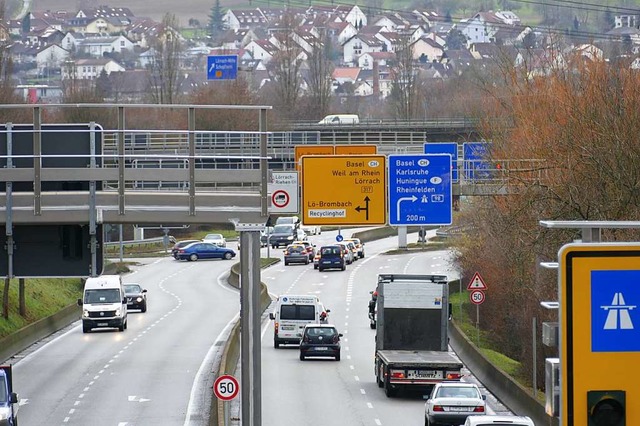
[272,190,290,208]
[469,290,485,305]
[336,234,343,242]
[214,375,239,401]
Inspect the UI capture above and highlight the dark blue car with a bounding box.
[175,242,236,261]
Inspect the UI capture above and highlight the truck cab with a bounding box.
[77,275,128,333]
[0,365,19,426]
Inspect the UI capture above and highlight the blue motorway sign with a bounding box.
[591,270,640,352]
[388,154,452,226]
[463,142,491,181]
[424,142,458,182]
[207,55,238,80]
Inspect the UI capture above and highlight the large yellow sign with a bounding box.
[294,145,334,172]
[559,243,640,425]
[301,155,386,225]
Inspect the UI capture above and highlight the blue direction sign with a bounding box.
[424,142,458,182]
[207,55,238,80]
[463,142,491,181]
[388,154,452,226]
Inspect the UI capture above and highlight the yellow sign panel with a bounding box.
[334,145,378,155]
[294,145,335,172]
[559,243,640,426]
[301,155,386,225]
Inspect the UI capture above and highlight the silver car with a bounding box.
[425,382,486,426]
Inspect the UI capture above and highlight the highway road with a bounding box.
[258,229,512,426]
[9,256,240,426]
[4,228,512,425]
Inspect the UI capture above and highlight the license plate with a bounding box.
[97,322,108,327]
[314,347,328,351]
[408,370,443,379]
[449,407,470,412]
[281,325,294,330]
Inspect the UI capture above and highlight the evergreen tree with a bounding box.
[22,13,31,33]
[208,0,226,40]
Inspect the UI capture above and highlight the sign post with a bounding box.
[559,243,639,426]
[388,154,452,227]
[467,272,488,346]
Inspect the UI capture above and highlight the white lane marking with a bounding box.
[375,419,382,425]
[367,402,373,408]
[360,389,366,394]
[184,270,241,426]
[354,376,360,381]
[350,365,355,370]
[64,417,70,422]
[68,409,75,414]
[347,355,351,360]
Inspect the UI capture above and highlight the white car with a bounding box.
[301,225,321,235]
[203,233,226,247]
[425,382,486,426]
[464,415,535,426]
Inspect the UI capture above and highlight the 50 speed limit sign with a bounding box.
[214,375,239,401]
[469,290,485,305]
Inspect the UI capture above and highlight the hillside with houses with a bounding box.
[1,3,639,119]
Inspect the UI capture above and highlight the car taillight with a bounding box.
[432,405,444,412]
[390,370,405,379]
[446,372,462,380]
[274,322,279,334]
[473,406,485,413]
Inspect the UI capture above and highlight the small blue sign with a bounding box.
[591,270,640,352]
[424,143,458,182]
[388,154,452,226]
[207,55,238,80]
[336,234,343,242]
[463,142,492,181]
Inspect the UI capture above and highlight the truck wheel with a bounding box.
[335,351,340,361]
[118,323,125,332]
[299,353,305,361]
[274,340,280,349]
[377,364,384,387]
[384,372,397,397]
[82,325,91,333]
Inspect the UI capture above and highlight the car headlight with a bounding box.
[115,308,121,316]
[287,236,294,240]
[136,297,143,303]
[83,310,89,318]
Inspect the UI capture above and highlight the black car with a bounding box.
[268,224,297,248]
[172,239,201,259]
[317,245,346,272]
[123,283,147,312]
[299,324,342,361]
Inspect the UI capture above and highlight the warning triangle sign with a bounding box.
[467,272,488,290]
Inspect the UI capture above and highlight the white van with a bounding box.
[269,294,329,348]
[318,114,360,125]
[77,275,128,333]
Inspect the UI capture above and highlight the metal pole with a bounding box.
[532,316,537,397]
[260,108,268,217]
[240,230,261,426]
[459,277,462,321]
[476,304,480,346]
[33,107,42,215]
[398,226,407,248]
[6,123,13,279]
[89,122,97,277]
[119,224,124,263]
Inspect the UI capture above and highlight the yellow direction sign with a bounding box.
[559,243,640,426]
[334,145,378,155]
[294,145,334,172]
[301,155,386,225]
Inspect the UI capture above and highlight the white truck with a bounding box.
[373,274,463,397]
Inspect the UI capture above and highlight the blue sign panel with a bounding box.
[207,55,238,80]
[388,154,452,226]
[591,270,640,352]
[424,143,458,182]
[463,142,491,181]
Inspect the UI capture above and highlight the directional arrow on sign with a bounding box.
[128,395,151,402]
[396,195,417,222]
[355,196,371,220]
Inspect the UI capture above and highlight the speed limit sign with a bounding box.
[469,290,485,305]
[214,375,240,401]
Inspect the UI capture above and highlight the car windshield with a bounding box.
[273,225,293,234]
[321,247,341,256]
[0,376,6,402]
[436,386,480,398]
[306,327,337,337]
[280,304,315,320]
[287,246,304,253]
[84,288,121,304]
[123,284,142,294]
[205,234,223,240]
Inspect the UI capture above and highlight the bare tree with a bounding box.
[304,28,334,119]
[388,33,421,120]
[147,13,183,104]
[267,13,304,119]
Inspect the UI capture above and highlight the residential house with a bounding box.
[492,25,528,46]
[36,44,70,73]
[10,43,38,67]
[459,11,506,46]
[514,48,566,78]
[375,31,407,53]
[223,9,268,31]
[442,48,475,75]
[127,18,163,48]
[343,34,384,64]
[332,66,360,86]
[326,21,357,45]
[245,39,279,64]
[411,36,444,62]
[616,14,640,28]
[64,58,126,80]
[606,26,640,53]
[67,16,131,34]
[370,14,407,32]
[76,35,135,57]
[305,5,367,29]
[357,51,395,70]
[572,44,604,62]
[357,65,392,98]
[220,28,258,50]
